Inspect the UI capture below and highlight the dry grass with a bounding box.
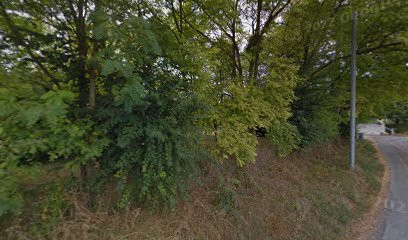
[1,138,384,240]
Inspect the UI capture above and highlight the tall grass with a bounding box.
[1,139,383,240]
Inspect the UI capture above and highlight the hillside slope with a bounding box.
[2,139,384,240]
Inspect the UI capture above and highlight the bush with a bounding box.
[267,122,301,157]
[0,168,23,217]
[0,73,107,216]
[91,15,205,207]
[291,85,340,145]
[97,73,203,207]
[0,80,106,166]
[0,165,40,217]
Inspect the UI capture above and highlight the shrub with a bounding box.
[267,122,301,157]
[0,165,40,217]
[0,73,107,216]
[0,80,106,166]
[92,15,205,207]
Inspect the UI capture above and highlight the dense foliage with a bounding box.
[0,0,407,212]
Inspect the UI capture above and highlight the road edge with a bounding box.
[352,138,390,240]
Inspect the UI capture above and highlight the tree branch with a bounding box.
[0,3,60,88]
[311,41,405,77]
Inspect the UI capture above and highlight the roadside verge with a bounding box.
[351,137,390,240]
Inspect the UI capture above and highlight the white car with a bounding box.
[357,120,386,135]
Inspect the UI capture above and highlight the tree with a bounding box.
[143,0,300,165]
[272,0,408,143]
[0,0,206,207]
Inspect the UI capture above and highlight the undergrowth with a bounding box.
[0,139,384,240]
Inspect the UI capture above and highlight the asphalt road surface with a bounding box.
[370,136,408,240]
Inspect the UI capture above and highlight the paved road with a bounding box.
[370,136,408,240]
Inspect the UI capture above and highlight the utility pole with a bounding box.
[350,12,358,170]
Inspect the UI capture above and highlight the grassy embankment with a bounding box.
[1,139,384,240]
